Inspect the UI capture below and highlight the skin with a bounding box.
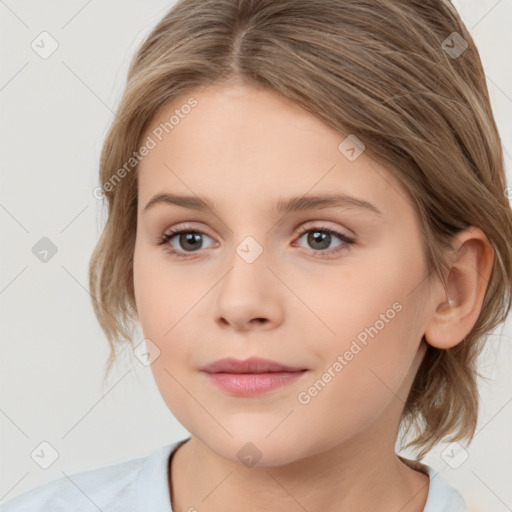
[132,80,494,512]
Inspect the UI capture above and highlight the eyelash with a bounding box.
[156,224,355,259]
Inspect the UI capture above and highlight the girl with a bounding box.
[3,1,511,511]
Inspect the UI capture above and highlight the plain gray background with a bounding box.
[1,1,511,510]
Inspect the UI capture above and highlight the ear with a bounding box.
[424,226,494,349]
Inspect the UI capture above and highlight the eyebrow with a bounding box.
[142,192,382,216]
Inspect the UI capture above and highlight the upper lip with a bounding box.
[200,357,307,374]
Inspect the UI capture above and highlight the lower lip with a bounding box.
[203,370,308,396]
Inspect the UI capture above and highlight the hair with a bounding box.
[88,0,512,460]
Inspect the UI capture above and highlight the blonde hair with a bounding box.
[89,0,512,460]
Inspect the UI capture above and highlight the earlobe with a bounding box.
[423,227,494,350]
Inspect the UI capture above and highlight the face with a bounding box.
[133,81,433,466]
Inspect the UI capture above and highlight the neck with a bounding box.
[169,434,429,512]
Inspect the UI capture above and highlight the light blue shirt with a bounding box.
[0,438,467,511]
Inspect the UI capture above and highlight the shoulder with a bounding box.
[0,442,181,512]
[398,456,467,512]
[423,465,468,512]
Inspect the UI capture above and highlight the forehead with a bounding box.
[137,83,412,219]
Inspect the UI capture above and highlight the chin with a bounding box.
[212,434,307,468]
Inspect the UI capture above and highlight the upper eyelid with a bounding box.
[164,220,351,236]
[295,220,352,234]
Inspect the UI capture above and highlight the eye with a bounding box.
[294,225,355,257]
[156,224,216,258]
[156,223,355,259]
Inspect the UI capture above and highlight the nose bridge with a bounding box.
[214,205,286,287]
[235,233,266,266]
[218,208,273,269]
[222,232,270,291]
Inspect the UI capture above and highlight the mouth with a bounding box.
[200,357,309,396]
[200,356,307,374]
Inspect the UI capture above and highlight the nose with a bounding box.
[214,241,285,332]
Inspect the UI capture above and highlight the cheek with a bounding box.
[133,242,202,378]
[295,303,422,446]
[305,247,424,403]
[133,241,197,336]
